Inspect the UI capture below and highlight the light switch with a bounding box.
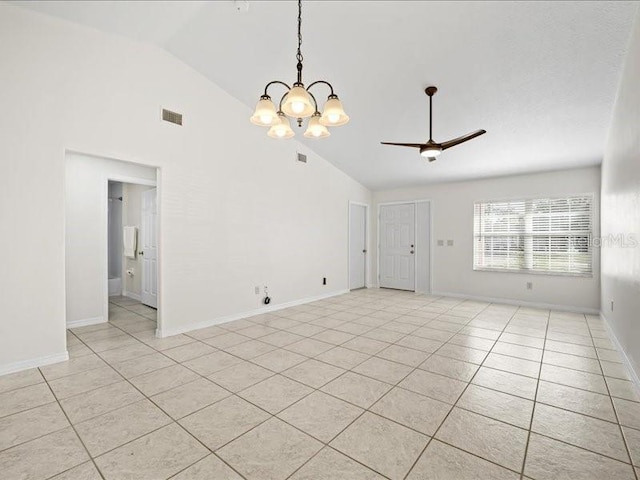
[447,239,454,246]
[437,240,444,247]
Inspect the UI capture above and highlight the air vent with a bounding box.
[162,108,182,126]
[297,152,307,163]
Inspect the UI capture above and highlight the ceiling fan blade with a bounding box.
[440,130,486,150]
[380,142,424,149]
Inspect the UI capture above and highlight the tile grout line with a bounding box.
[106,296,430,477]
[518,307,551,480]
[221,296,480,479]
[180,296,536,478]
[402,302,523,479]
[70,307,253,480]
[36,367,108,480]
[281,307,460,479]
[283,296,480,479]
[77,299,638,441]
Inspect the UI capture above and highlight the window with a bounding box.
[473,195,593,276]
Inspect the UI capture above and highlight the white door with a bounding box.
[349,204,367,290]
[379,203,415,291]
[141,188,158,308]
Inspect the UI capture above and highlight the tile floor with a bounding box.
[1,290,640,479]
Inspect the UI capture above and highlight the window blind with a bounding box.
[473,196,593,275]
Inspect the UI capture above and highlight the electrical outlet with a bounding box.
[323,277,327,285]
[526,282,533,290]
[611,300,614,312]
[254,286,260,295]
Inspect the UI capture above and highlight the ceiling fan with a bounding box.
[381,86,486,162]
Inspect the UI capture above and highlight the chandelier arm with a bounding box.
[306,90,319,114]
[306,80,335,97]
[263,80,292,97]
[277,93,286,113]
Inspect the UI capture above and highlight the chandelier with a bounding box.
[250,0,349,139]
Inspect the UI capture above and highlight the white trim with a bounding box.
[600,312,640,393]
[106,173,157,187]
[348,201,370,291]
[123,290,142,302]
[431,290,599,314]
[0,351,69,376]
[157,289,349,338]
[66,316,105,328]
[377,199,433,294]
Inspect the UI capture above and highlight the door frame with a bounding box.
[103,174,158,330]
[377,199,433,294]
[348,201,370,290]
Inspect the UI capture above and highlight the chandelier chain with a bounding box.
[296,0,303,68]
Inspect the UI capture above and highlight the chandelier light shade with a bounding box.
[250,95,279,126]
[250,0,349,139]
[281,85,315,118]
[267,113,295,139]
[320,95,349,126]
[304,113,330,138]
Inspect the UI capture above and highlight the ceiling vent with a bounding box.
[162,108,183,126]
[297,152,307,163]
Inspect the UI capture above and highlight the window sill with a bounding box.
[472,267,593,278]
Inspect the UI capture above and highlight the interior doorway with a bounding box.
[349,202,368,290]
[107,180,158,309]
[378,200,432,293]
[65,152,158,330]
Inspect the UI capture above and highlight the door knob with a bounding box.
[410,250,414,254]
[139,251,144,256]
[362,249,367,253]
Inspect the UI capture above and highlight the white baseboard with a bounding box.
[430,291,599,314]
[66,316,105,329]
[123,291,142,302]
[157,289,349,338]
[0,351,69,377]
[599,312,640,392]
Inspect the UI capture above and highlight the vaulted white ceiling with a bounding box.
[15,1,638,189]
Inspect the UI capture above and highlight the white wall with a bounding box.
[122,183,155,298]
[66,154,156,327]
[373,167,601,312]
[0,5,370,373]
[601,11,640,378]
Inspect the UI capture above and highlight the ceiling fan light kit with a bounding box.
[420,144,442,160]
[250,0,349,139]
[382,86,486,162]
